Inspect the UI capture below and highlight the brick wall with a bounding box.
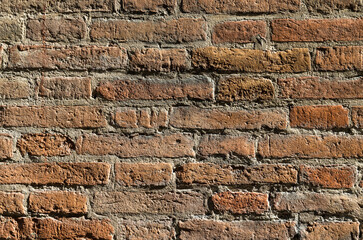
[0,0,362,239]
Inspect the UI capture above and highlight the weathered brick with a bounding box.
[129,48,188,72]
[177,163,297,185]
[179,220,296,240]
[115,163,173,186]
[182,0,300,13]
[212,21,266,44]
[352,106,363,128]
[9,45,127,70]
[27,17,86,42]
[0,78,31,99]
[123,0,176,13]
[0,106,106,128]
[91,19,206,43]
[272,18,363,42]
[170,106,287,130]
[259,135,363,159]
[212,192,268,214]
[29,191,87,214]
[315,46,362,71]
[218,77,274,101]
[38,77,92,99]
[0,135,13,159]
[198,135,255,157]
[76,133,195,158]
[192,47,311,73]
[0,18,22,41]
[97,76,213,100]
[117,220,175,240]
[273,192,362,219]
[305,0,362,13]
[278,77,363,99]
[0,217,18,239]
[94,191,206,215]
[0,163,110,185]
[302,222,360,240]
[114,108,168,128]
[17,133,75,157]
[290,105,349,129]
[300,165,356,189]
[0,192,24,215]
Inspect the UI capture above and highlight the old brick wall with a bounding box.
[0,0,362,239]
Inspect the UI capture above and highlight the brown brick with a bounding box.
[0,135,13,160]
[29,191,87,214]
[302,222,360,240]
[170,106,287,130]
[114,108,168,128]
[94,191,206,215]
[290,105,349,129]
[0,106,106,128]
[213,21,266,44]
[115,163,173,186]
[259,135,363,159]
[118,220,175,239]
[179,220,296,240]
[278,77,363,99]
[0,217,19,239]
[272,18,363,42]
[17,133,75,157]
[300,165,356,189]
[198,135,255,157]
[273,192,362,218]
[305,0,362,13]
[192,47,311,73]
[0,46,3,66]
[9,45,127,70]
[352,106,363,128]
[91,18,206,43]
[182,0,300,13]
[212,192,268,214]
[218,77,274,101]
[315,46,362,71]
[123,0,176,13]
[177,163,297,185]
[0,78,31,99]
[76,133,195,158]
[97,76,213,100]
[0,17,22,41]
[129,48,188,72]
[38,77,91,99]
[0,163,110,185]
[27,17,86,42]
[0,192,24,215]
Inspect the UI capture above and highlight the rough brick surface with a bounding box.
[123,0,176,13]
[0,78,31,99]
[301,222,360,240]
[0,135,13,159]
[352,106,363,128]
[113,108,168,128]
[305,0,362,13]
[315,46,362,71]
[0,18,22,41]
[38,77,91,99]
[0,192,24,215]
[117,220,175,239]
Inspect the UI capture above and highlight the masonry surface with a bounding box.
[0,0,362,239]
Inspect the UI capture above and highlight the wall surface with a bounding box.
[0,0,362,239]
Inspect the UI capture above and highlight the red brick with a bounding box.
[198,135,255,157]
[315,46,362,71]
[177,163,297,185]
[290,105,349,129]
[17,133,74,157]
[0,78,31,99]
[9,45,127,70]
[0,163,110,185]
[113,108,168,128]
[212,192,268,214]
[278,77,363,99]
[117,220,175,239]
[0,135,13,159]
[179,220,296,240]
[76,133,195,158]
[129,48,188,72]
[0,106,106,128]
[305,0,361,13]
[0,17,22,41]
[192,47,311,73]
[272,18,363,42]
[302,222,360,240]
[0,217,18,239]
[0,192,24,215]
[258,135,363,159]
[38,77,91,99]
[115,163,173,186]
[212,21,266,44]
[94,191,206,215]
[91,18,206,43]
[352,106,363,128]
[300,165,356,189]
[182,0,300,13]
[170,106,287,130]
[29,191,87,214]
[26,17,86,42]
[97,76,213,100]
[123,0,176,13]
